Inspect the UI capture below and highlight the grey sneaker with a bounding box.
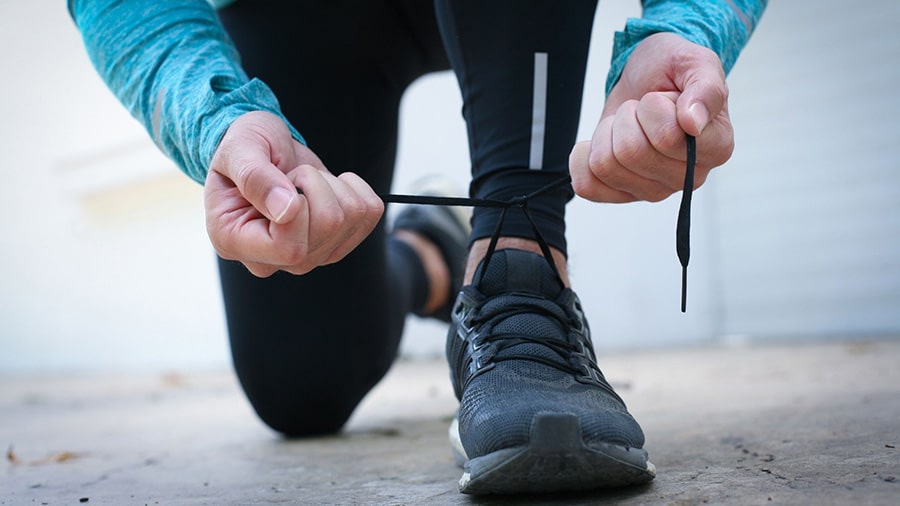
[446,248,655,494]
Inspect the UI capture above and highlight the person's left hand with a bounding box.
[570,32,735,203]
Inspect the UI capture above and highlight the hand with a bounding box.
[204,111,384,277]
[570,32,735,203]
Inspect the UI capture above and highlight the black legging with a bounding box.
[217,0,597,436]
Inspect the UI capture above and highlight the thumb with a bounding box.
[215,149,301,225]
[209,113,301,224]
[675,51,728,137]
[262,181,300,224]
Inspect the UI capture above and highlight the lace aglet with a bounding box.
[681,266,688,313]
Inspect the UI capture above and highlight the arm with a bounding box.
[67,0,303,184]
[68,1,383,277]
[607,0,768,94]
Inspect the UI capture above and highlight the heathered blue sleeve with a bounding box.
[68,0,305,185]
[606,0,768,94]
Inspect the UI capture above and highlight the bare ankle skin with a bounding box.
[465,237,570,287]
[393,230,451,314]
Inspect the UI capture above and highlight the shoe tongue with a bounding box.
[474,249,563,299]
[475,249,571,366]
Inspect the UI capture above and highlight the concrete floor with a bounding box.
[2,339,899,505]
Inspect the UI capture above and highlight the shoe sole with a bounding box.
[450,412,656,495]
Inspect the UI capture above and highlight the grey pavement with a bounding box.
[2,339,899,505]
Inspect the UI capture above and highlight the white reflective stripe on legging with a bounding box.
[529,52,548,170]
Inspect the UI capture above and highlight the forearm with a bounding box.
[68,0,303,184]
[606,0,767,94]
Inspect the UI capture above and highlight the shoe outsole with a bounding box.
[451,412,656,495]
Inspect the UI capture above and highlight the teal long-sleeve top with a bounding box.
[68,0,767,185]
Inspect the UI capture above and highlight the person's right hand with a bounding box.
[204,111,384,277]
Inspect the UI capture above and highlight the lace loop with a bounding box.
[379,134,698,312]
[461,293,618,397]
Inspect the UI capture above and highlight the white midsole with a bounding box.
[448,416,468,462]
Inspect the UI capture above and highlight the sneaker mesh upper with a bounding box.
[447,249,646,458]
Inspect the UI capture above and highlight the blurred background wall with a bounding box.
[1,0,897,372]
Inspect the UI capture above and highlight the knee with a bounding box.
[236,361,391,437]
[251,391,357,437]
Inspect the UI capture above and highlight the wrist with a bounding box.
[606,0,766,95]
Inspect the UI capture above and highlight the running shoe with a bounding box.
[446,248,656,494]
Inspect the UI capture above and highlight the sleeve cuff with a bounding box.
[183,78,306,185]
[606,1,765,95]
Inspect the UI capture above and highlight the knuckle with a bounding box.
[323,248,349,266]
[587,150,616,181]
[716,138,736,166]
[370,195,385,216]
[320,206,346,231]
[246,264,278,278]
[207,229,237,261]
[652,125,684,154]
[571,170,612,203]
[234,163,255,188]
[343,195,368,221]
[613,132,644,167]
[571,171,596,200]
[646,187,674,203]
[693,173,708,190]
[632,182,672,203]
[279,242,310,266]
[699,139,734,169]
[720,80,730,102]
[571,172,588,195]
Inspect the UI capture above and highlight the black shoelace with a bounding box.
[381,135,697,312]
[463,294,623,398]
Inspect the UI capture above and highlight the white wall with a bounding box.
[1,2,225,372]
[1,1,898,372]
[714,0,900,341]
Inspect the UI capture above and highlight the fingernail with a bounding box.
[689,103,710,134]
[265,187,295,223]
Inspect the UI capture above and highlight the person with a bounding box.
[68,0,766,495]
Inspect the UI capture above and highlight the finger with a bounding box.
[318,171,370,255]
[204,169,275,263]
[674,48,728,136]
[242,261,280,278]
[210,120,301,225]
[203,164,244,208]
[216,195,312,273]
[569,139,637,204]
[694,103,735,170]
[206,161,315,272]
[289,165,347,259]
[634,92,684,160]
[635,92,729,191]
[612,97,684,195]
[590,114,673,203]
[266,189,316,271]
[322,172,385,265]
[236,159,299,225]
[636,93,734,182]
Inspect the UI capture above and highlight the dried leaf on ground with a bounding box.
[6,446,83,466]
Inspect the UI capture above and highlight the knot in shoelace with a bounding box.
[381,134,698,312]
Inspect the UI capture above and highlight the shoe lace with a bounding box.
[464,293,622,398]
[380,134,697,312]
